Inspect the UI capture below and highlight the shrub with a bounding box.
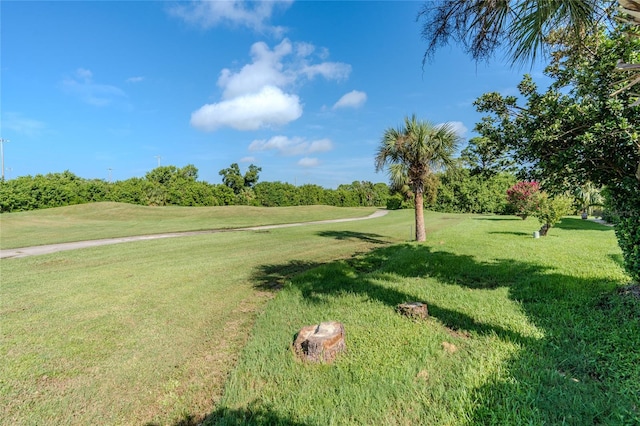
[532,193,574,236]
[506,181,540,219]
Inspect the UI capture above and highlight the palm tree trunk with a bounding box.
[414,191,426,241]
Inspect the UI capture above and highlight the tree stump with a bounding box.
[293,321,345,363]
[396,302,429,319]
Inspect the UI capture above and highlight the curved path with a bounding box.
[0,209,389,259]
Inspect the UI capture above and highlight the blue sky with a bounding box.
[1,1,547,188]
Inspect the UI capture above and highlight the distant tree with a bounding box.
[460,136,516,177]
[298,184,328,205]
[432,166,516,214]
[219,163,262,195]
[574,182,604,217]
[376,115,461,241]
[253,181,299,207]
[243,164,261,189]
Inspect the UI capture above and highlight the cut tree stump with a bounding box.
[396,302,429,319]
[293,321,346,363]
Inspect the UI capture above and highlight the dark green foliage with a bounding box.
[429,167,516,214]
[0,171,109,212]
[0,165,390,212]
[253,181,300,207]
[460,135,516,178]
[607,185,640,282]
[219,163,262,195]
[474,25,640,281]
[337,181,390,207]
[297,184,329,205]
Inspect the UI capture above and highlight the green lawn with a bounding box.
[0,202,378,249]
[1,206,637,425]
[212,214,638,425]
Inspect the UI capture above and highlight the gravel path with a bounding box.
[0,209,389,259]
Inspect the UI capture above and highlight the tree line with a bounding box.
[0,159,520,215]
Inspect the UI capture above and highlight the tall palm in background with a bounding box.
[376,115,461,241]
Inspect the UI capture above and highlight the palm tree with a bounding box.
[376,115,461,241]
[575,182,604,218]
[418,0,610,67]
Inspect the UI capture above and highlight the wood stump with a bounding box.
[396,302,429,319]
[293,321,345,363]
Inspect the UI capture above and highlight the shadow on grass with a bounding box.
[252,259,324,291]
[488,231,532,236]
[554,217,614,231]
[473,216,523,221]
[215,238,639,424]
[609,253,626,269]
[202,402,311,426]
[315,230,388,244]
[152,401,311,426]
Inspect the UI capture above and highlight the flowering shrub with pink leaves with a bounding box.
[506,181,540,220]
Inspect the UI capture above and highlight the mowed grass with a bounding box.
[1,206,424,425]
[0,202,379,249]
[2,207,638,425]
[212,215,639,425]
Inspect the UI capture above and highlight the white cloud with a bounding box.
[126,76,145,83]
[61,68,126,106]
[76,68,93,81]
[333,90,367,109]
[301,62,351,81]
[249,135,333,156]
[191,39,352,132]
[307,138,333,153]
[298,157,319,167]
[190,85,302,131]
[440,121,468,138]
[2,112,45,138]
[218,40,295,99]
[295,42,315,58]
[240,156,257,163]
[168,0,292,36]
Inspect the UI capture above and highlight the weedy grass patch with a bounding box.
[211,215,638,425]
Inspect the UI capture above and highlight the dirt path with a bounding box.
[0,209,389,259]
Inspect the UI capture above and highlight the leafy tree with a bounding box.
[253,181,300,207]
[376,115,461,241]
[219,163,262,195]
[460,135,516,177]
[432,166,516,214]
[506,181,541,220]
[475,25,640,280]
[107,177,150,205]
[532,193,574,236]
[298,184,328,205]
[219,163,244,194]
[337,181,389,207]
[243,164,261,189]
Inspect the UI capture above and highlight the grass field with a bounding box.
[1,205,638,425]
[0,202,379,249]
